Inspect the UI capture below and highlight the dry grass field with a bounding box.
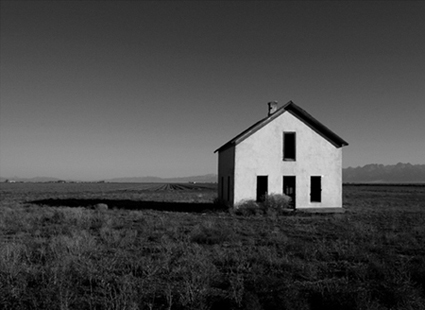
[1,182,424,310]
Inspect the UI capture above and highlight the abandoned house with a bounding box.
[214,101,348,209]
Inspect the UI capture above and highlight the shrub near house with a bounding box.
[235,193,293,216]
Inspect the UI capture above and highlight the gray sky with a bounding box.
[1,1,424,180]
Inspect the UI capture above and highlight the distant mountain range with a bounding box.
[343,163,425,183]
[2,164,425,184]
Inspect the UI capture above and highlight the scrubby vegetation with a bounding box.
[0,183,425,309]
[234,194,293,216]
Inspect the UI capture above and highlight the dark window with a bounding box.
[256,176,268,202]
[310,176,322,202]
[283,132,296,160]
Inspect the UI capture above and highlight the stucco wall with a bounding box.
[217,146,235,204]
[233,112,342,208]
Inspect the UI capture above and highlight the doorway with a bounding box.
[283,176,296,208]
[256,176,268,202]
[310,176,322,202]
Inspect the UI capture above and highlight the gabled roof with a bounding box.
[214,101,349,153]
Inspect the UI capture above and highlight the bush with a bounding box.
[263,194,293,215]
[234,194,292,217]
[234,199,264,216]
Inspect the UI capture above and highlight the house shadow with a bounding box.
[27,198,226,213]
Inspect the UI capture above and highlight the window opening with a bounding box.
[310,176,322,202]
[283,132,296,160]
[256,176,268,202]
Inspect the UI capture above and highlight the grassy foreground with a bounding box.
[0,183,425,309]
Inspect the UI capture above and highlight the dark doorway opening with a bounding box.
[283,176,296,208]
[311,176,322,202]
[256,176,268,202]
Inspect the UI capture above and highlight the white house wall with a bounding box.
[233,112,342,208]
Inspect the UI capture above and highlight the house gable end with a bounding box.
[214,101,348,153]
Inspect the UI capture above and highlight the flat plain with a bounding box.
[1,182,424,310]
